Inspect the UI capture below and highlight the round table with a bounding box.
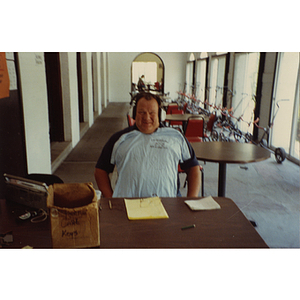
[190,141,271,197]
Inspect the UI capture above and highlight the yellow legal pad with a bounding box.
[124,197,169,220]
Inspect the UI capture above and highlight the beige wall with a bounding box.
[108,52,187,102]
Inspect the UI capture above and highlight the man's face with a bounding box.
[135,97,160,134]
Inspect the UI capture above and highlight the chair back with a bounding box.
[183,102,188,112]
[206,113,216,132]
[170,108,184,115]
[184,116,204,138]
[127,114,135,126]
[166,104,178,114]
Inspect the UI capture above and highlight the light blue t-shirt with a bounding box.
[109,127,195,198]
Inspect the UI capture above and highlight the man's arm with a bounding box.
[185,165,201,197]
[94,168,113,198]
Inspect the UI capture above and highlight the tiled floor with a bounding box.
[53,102,300,248]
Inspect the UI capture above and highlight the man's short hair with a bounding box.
[133,92,162,108]
[132,92,162,121]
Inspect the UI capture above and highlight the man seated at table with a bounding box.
[94,92,201,198]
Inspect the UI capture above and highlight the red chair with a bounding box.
[164,104,179,127]
[203,113,218,141]
[166,103,178,114]
[178,164,204,197]
[206,113,216,133]
[184,116,204,142]
[169,107,184,130]
[127,114,135,127]
[171,108,184,114]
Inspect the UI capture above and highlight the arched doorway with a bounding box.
[131,53,164,94]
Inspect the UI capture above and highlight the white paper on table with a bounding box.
[184,196,221,210]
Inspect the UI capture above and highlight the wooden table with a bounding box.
[191,141,271,197]
[0,199,52,248]
[0,197,268,248]
[166,114,203,122]
[99,197,268,248]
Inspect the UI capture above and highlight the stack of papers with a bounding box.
[184,196,221,210]
[124,197,169,220]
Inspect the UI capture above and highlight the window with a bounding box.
[208,54,226,112]
[231,52,260,133]
[186,62,194,94]
[195,58,207,107]
[291,78,300,160]
[270,52,300,161]
[185,53,195,94]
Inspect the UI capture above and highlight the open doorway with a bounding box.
[44,52,64,142]
[131,53,164,95]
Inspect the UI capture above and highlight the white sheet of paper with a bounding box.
[184,196,221,210]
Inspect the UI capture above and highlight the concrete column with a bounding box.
[17,52,51,174]
[59,52,80,147]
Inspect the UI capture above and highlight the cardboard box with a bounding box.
[47,182,100,248]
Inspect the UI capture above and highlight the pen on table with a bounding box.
[181,224,196,230]
[108,200,112,210]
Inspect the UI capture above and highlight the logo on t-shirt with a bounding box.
[150,138,168,149]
